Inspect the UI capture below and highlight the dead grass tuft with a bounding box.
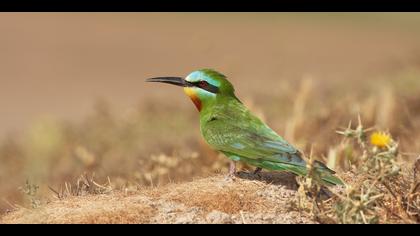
[1,193,156,224]
[153,176,269,214]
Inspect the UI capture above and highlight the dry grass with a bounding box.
[293,120,419,224]
[0,174,317,224]
[149,175,284,214]
[1,193,156,224]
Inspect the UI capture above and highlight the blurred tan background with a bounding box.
[1,13,420,213]
[2,13,420,136]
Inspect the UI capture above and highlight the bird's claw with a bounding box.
[250,167,263,179]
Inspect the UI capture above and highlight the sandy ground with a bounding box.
[0,172,336,224]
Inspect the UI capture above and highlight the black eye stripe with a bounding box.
[189,81,219,93]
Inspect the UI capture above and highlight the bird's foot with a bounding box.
[224,160,237,182]
[250,167,263,179]
[253,167,262,175]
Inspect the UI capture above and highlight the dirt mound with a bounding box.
[0,173,323,224]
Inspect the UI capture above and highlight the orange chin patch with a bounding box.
[184,87,202,111]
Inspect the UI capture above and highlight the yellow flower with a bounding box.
[370,131,392,148]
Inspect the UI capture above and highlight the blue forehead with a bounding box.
[186,71,221,86]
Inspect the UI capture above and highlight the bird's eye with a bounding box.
[199,81,208,88]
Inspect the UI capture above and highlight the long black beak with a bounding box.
[146,77,188,87]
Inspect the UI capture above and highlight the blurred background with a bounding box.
[1,13,420,213]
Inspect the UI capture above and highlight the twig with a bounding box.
[240,211,247,224]
[48,186,62,199]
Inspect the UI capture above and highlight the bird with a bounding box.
[146,69,343,185]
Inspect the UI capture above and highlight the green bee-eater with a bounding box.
[146,69,343,185]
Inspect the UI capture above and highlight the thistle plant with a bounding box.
[333,117,418,223]
[296,116,419,224]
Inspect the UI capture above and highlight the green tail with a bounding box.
[243,158,344,186]
[266,161,343,186]
[319,173,344,186]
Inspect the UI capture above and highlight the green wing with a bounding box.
[200,99,343,185]
[203,116,307,167]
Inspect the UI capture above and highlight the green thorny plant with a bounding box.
[295,147,330,220]
[296,116,419,224]
[19,180,41,209]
